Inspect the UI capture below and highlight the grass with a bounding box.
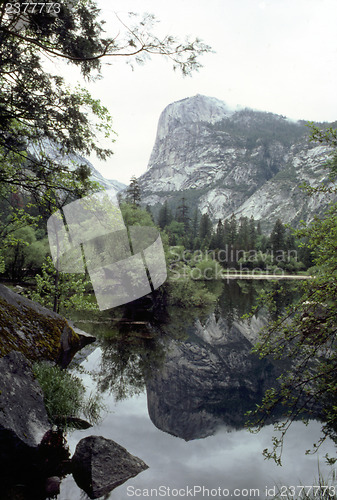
[33,361,104,429]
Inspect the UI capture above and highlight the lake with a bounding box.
[58,280,336,499]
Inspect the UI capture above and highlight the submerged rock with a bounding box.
[45,476,61,498]
[72,435,148,498]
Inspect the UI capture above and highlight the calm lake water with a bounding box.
[58,280,336,499]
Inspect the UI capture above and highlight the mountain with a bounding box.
[139,94,335,230]
[28,139,125,194]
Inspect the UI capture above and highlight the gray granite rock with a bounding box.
[72,435,148,498]
[0,283,95,364]
[0,351,50,453]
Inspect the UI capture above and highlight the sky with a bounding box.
[58,0,337,185]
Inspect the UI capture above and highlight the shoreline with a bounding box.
[220,273,312,280]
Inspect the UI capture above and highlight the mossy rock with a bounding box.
[0,284,81,362]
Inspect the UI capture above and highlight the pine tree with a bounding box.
[226,213,237,246]
[270,218,286,250]
[199,213,213,241]
[249,215,257,250]
[126,176,141,207]
[189,208,200,249]
[176,197,190,231]
[211,219,225,249]
[237,216,249,250]
[145,205,154,222]
[158,200,172,229]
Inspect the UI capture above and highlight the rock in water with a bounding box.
[72,435,148,498]
[0,283,81,362]
[45,476,61,498]
[0,283,95,365]
[0,351,50,452]
[0,350,51,482]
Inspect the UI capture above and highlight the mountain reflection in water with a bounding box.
[59,280,335,499]
[146,312,277,440]
[92,280,294,441]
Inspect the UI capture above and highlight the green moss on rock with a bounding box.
[0,285,80,362]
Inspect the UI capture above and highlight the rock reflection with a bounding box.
[146,311,281,440]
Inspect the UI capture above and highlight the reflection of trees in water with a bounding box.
[95,293,211,401]
[97,324,167,401]
[93,281,300,406]
[217,280,301,326]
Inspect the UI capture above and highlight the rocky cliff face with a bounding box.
[139,95,335,230]
[146,312,280,440]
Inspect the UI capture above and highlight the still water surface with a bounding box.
[59,281,336,499]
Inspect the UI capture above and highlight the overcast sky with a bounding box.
[66,0,337,185]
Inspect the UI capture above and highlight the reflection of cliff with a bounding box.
[146,313,280,440]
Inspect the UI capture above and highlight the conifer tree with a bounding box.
[270,218,286,250]
[210,219,225,249]
[158,200,172,229]
[249,216,257,250]
[199,213,213,242]
[189,208,200,249]
[176,197,190,231]
[226,213,237,246]
[237,216,249,250]
[126,176,141,207]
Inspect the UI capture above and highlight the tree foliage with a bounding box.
[125,176,142,207]
[0,0,212,309]
[27,256,97,313]
[0,0,211,202]
[3,226,48,280]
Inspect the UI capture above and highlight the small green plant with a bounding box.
[33,361,104,429]
[27,256,98,313]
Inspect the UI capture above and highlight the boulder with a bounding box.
[72,435,148,498]
[0,351,72,496]
[0,351,50,450]
[0,351,50,475]
[0,284,95,363]
[45,476,61,497]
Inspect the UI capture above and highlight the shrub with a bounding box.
[33,361,103,429]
